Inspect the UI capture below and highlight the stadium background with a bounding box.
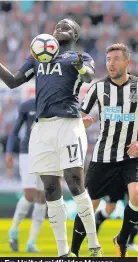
[0,0,138,257]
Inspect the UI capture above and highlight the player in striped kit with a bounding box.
[71,43,138,257]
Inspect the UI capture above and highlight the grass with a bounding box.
[0,219,137,257]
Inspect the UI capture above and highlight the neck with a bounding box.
[59,41,73,53]
[111,73,129,86]
[59,41,71,48]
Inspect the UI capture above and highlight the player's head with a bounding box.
[53,18,80,44]
[106,43,130,79]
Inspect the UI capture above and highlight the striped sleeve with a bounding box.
[81,83,97,114]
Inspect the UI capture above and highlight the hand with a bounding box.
[71,53,83,70]
[127,141,138,157]
[5,153,14,169]
[82,116,95,128]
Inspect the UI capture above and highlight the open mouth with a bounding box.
[110,69,116,72]
[54,31,72,41]
[54,32,66,37]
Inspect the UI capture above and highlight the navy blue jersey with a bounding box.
[20,51,94,119]
[6,99,36,154]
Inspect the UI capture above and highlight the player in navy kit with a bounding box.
[0,19,102,257]
[5,98,46,252]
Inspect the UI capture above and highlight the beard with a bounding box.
[110,71,124,79]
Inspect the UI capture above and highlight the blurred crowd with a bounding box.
[0,1,138,75]
[0,1,138,181]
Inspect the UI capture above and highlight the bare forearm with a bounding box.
[0,64,26,89]
[81,111,87,118]
[81,111,95,128]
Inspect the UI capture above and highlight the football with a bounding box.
[30,34,59,63]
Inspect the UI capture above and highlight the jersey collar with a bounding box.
[108,74,131,87]
[59,43,71,54]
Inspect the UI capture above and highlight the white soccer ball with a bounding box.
[30,34,59,63]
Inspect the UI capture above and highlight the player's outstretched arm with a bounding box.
[0,64,27,89]
[72,53,94,83]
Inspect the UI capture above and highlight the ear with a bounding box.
[126,60,130,67]
[74,34,78,41]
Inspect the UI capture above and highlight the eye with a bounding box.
[63,25,71,31]
[56,25,60,29]
[115,57,120,61]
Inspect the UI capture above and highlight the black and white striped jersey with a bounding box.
[81,75,138,162]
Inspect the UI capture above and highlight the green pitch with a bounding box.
[0,219,137,257]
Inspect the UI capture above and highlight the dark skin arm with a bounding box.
[0,64,27,89]
[71,54,94,83]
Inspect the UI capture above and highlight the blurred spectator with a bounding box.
[99,15,118,39]
[119,12,133,30]
[47,1,66,20]
[79,16,96,52]
[0,12,8,44]
[87,2,104,25]
[43,19,56,35]
[0,1,12,12]
[6,32,22,64]
[106,6,120,23]
[90,38,106,76]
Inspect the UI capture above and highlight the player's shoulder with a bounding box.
[64,50,92,59]
[24,54,34,63]
[92,76,108,87]
[20,54,35,71]
[76,51,93,60]
[76,51,94,69]
[129,74,138,83]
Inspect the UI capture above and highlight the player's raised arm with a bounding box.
[71,53,95,83]
[0,55,34,89]
[0,65,26,89]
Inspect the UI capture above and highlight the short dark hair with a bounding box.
[64,18,80,41]
[106,43,131,59]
